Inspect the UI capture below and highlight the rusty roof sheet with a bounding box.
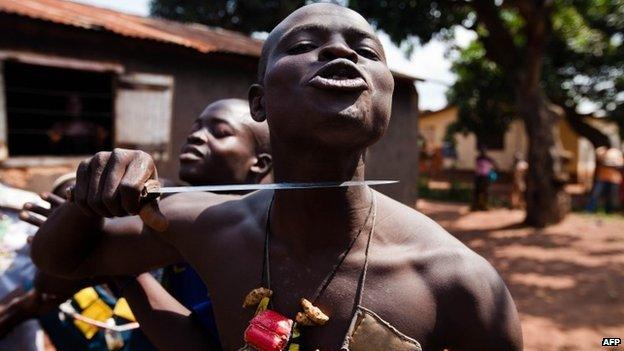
[0,0,263,57]
[0,0,421,81]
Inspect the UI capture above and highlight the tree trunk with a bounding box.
[519,90,570,227]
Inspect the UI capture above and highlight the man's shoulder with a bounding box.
[376,193,505,297]
[376,192,463,249]
[424,245,505,298]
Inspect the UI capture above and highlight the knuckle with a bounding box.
[111,148,127,160]
[138,150,153,163]
[94,151,111,164]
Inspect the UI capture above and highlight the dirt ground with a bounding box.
[417,199,624,351]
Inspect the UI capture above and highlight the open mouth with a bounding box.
[308,60,368,91]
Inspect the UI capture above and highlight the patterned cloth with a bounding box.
[0,183,45,351]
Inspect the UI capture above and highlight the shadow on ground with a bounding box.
[418,199,624,350]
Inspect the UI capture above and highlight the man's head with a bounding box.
[179,99,271,185]
[249,4,394,151]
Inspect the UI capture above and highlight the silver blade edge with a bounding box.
[150,180,399,194]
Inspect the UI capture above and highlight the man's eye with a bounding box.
[357,48,380,60]
[211,127,234,138]
[287,42,317,55]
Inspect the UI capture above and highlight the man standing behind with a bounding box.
[121,98,271,350]
[19,99,271,350]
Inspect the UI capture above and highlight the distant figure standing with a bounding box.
[472,146,496,211]
[586,146,624,213]
[48,94,107,155]
[510,153,528,209]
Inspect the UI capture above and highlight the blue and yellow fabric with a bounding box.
[39,286,156,351]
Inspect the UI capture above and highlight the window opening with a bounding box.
[5,61,113,156]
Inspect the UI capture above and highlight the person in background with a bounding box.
[586,146,624,213]
[21,99,272,350]
[510,152,528,210]
[119,98,271,350]
[472,145,497,211]
[48,94,107,155]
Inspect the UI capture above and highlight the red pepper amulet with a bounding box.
[244,310,293,351]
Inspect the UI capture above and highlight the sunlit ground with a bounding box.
[417,200,624,351]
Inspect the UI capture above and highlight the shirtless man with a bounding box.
[20,99,271,350]
[122,98,271,350]
[32,4,522,350]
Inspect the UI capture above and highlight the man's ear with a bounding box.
[248,84,266,122]
[250,153,272,180]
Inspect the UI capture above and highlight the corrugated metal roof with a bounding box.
[0,0,263,57]
[0,0,421,81]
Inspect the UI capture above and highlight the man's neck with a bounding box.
[269,144,374,254]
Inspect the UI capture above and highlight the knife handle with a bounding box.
[66,179,169,232]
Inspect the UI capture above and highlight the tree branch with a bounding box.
[563,108,611,148]
[470,0,519,72]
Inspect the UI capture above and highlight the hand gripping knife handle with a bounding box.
[67,179,169,232]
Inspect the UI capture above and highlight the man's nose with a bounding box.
[187,129,208,144]
[319,41,358,63]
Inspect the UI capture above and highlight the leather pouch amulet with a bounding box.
[244,309,293,351]
[341,307,421,351]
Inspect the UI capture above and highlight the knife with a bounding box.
[70,179,398,232]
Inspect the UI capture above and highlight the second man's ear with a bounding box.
[250,153,272,179]
[248,84,266,122]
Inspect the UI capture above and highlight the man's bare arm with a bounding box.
[31,149,232,278]
[121,274,215,351]
[31,202,181,278]
[31,149,181,278]
[443,255,523,350]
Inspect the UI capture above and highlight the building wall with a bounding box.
[558,117,580,177]
[366,79,420,206]
[419,107,457,150]
[453,120,528,172]
[0,14,256,192]
[0,14,421,205]
[419,105,621,183]
[420,107,529,172]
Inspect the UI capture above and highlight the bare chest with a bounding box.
[202,251,441,350]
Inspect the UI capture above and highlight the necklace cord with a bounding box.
[261,193,275,291]
[353,192,377,308]
[311,188,375,304]
[261,187,376,309]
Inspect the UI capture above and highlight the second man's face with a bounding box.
[179,106,257,185]
[261,5,395,149]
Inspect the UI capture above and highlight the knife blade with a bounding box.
[149,180,398,194]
